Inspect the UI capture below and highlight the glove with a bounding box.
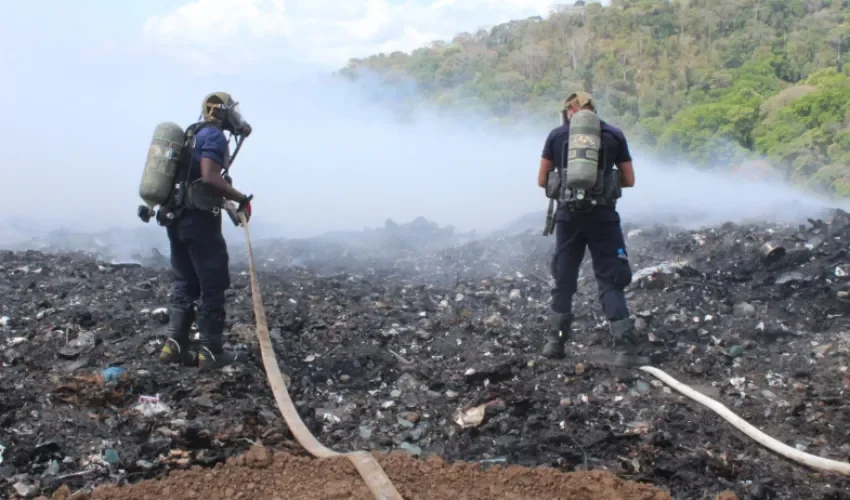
[236,194,253,224]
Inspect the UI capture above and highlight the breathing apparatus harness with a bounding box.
[543,112,621,236]
[153,103,251,227]
[558,134,615,212]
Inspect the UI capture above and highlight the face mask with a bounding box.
[212,100,251,136]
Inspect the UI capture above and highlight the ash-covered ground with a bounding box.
[2,210,850,499]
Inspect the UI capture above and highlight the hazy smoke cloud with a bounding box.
[0,46,843,258]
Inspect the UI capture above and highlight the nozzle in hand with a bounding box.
[224,201,251,227]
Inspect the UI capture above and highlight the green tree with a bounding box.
[339,0,850,196]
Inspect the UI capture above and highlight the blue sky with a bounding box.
[3,0,561,69]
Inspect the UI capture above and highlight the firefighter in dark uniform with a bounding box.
[537,92,648,367]
[158,91,254,371]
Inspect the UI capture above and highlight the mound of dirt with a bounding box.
[85,446,670,500]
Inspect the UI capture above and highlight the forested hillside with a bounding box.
[339,0,850,196]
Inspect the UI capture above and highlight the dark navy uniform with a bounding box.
[159,125,240,369]
[158,91,251,370]
[539,101,649,367]
[167,126,231,314]
[542,121,633,321]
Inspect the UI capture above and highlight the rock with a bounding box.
[484,314,505,327]
[728,345,745,358]
[50,485,71,499]
[399,443,422,456]
[395,373,420,393]
[13,482,38,498]
[401,411,420,423]
[733,302,756,317]
[243,445,271,467]
[195,395,215,408]
[635,381,651,394]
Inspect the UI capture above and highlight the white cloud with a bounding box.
[141,0,556,71]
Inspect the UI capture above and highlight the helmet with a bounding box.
[561,91,596,124]
[200,91,250,136]
[201,92,234,121]
[563,91,596,112]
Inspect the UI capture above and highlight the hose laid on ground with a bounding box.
[236,212,403,500]
[233,208,850,487]
[640,366,850,476]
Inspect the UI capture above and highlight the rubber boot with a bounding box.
[197,310,244,371]
[542,312,573,359]
[159,304,199,366]
[607,317,651,368]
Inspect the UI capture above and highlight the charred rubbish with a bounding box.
[2,210,850,498]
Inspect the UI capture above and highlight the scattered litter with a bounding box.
[58,331,96,359]
[102,448,120,465]
[3,210,850,499]
[102,366,127,382]
[632,259,690,282]
[131,394,170,417]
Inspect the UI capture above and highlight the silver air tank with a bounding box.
[138,122,185,221]
[565,109,602,197]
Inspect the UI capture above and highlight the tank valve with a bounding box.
[137,205,155,223]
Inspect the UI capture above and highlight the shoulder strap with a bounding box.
[557,124,570,172]
[178,121,214,184]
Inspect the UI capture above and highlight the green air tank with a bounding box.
[139,122,186,210]
[565,109,602,191]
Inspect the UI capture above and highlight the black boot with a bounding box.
[197,310,244,371]
[159,304,199,366]
[606,317,651,368]
[542,312,573,359]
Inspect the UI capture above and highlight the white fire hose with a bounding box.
[640,366,850,475]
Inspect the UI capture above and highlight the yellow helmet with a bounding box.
[201,91,233,121]
[563,91,595,112]
[199,91,251,136]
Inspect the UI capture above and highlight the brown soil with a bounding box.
[74,446,671,500]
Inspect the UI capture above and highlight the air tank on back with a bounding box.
[565,109,602,191]
[137,122,185,222]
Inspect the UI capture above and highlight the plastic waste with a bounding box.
[632,259,690,282]
[131,394,170,417]
[102,366,128,382]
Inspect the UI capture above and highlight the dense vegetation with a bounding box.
[339,0,850,196]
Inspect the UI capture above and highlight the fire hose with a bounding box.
[640,366,850,475]
[232,209,403,500]
[230,206,850,495]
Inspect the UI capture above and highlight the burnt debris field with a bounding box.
[3,211,850,499]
